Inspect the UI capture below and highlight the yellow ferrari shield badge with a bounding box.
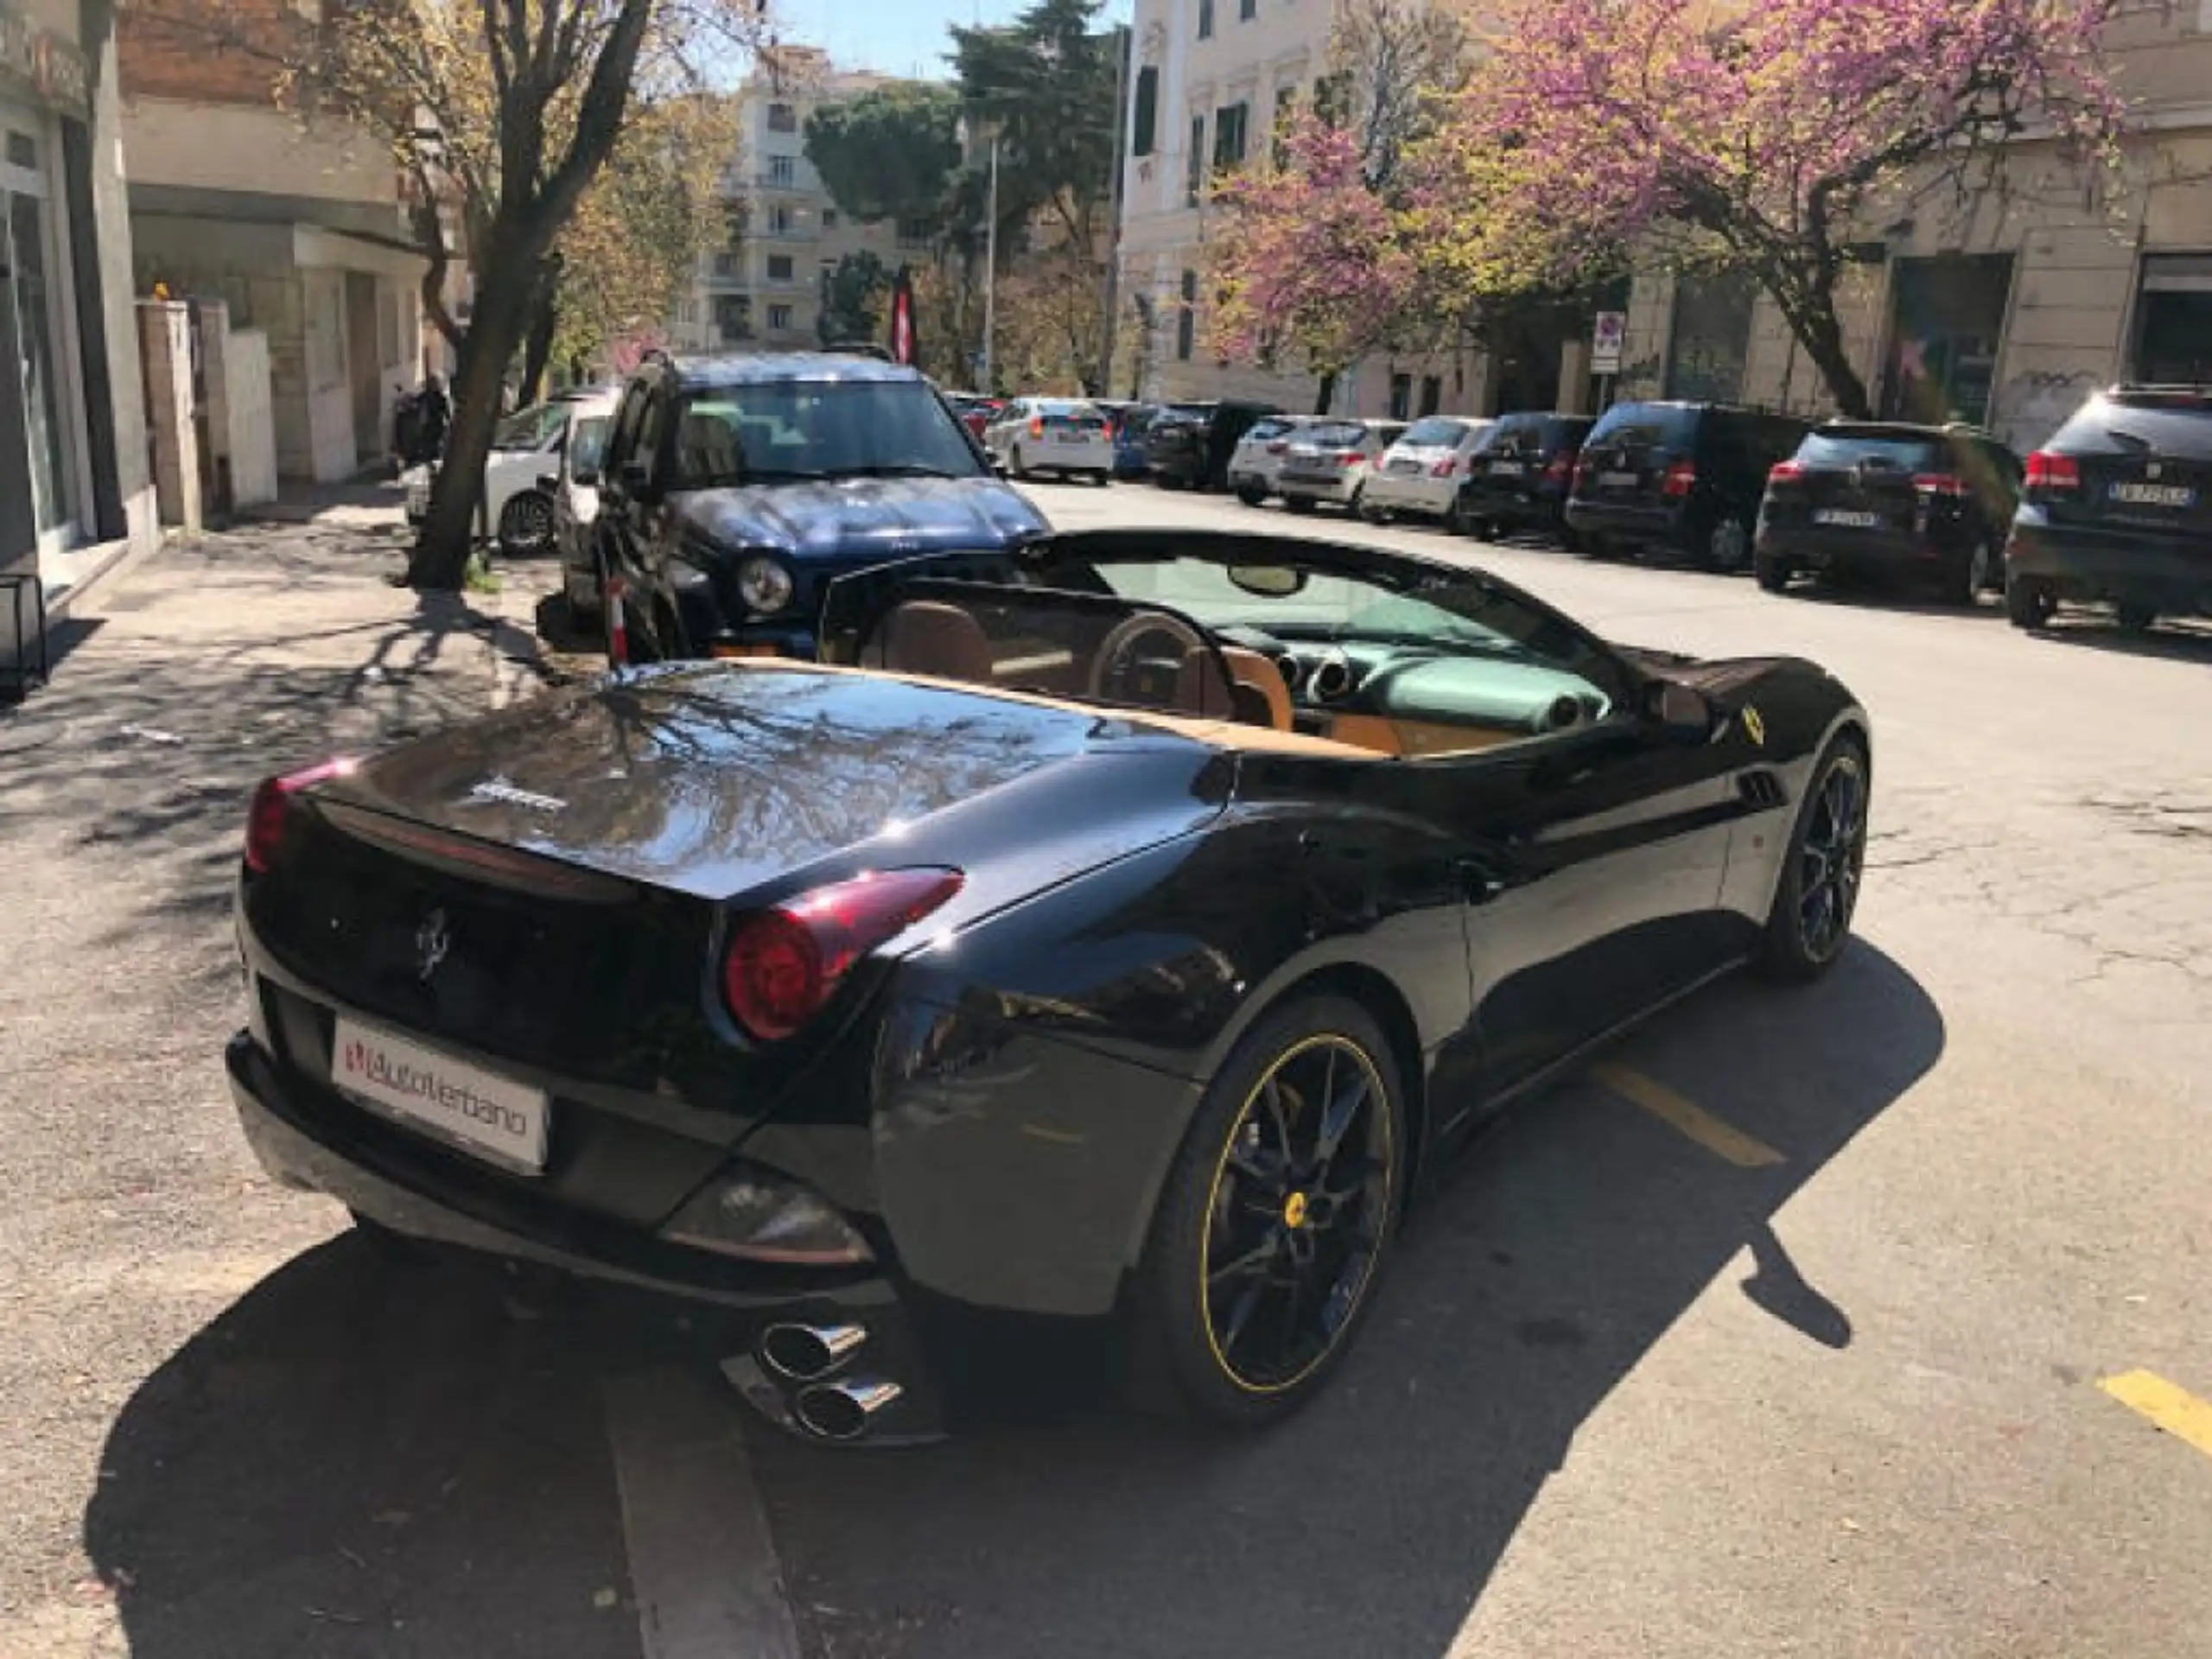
[1742,706,1766,747]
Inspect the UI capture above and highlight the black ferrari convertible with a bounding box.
[226,529,1870,1441]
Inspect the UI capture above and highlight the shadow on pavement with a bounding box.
[2027,614,2212,664]
[751,942,1942,1659]
[82,1236,641,1659]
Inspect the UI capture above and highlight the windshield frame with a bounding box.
[665,378,988,490]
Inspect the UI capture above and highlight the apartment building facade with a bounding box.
[671,45,912,357]
[2,0,156,621]
[117,0,424,482]
[1116,0,1489,417]
[1611,4,2212,455]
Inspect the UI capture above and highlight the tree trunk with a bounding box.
[1313,370,1338,415]
[1775,286,1873,420]
[519,288,558,405]
[408,255,532,589]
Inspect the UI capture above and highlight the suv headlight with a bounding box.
[738,556,795,616]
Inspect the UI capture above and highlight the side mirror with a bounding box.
[536,471,560,492]
[1645,678,1715,742]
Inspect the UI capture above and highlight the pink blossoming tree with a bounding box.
[1425,0,2128,416]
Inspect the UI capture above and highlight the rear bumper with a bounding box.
[1360,473,1455,515]
[1565,497,1688,550]
[1280,473,1362,505]
[1758,522,1961,574]
[227,1030,947,1442]
[2006,515,2212,613]
[1462,479,1567,526]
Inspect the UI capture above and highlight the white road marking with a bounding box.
[604,1365,802,1659]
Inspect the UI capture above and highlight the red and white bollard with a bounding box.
[605,575,628,665]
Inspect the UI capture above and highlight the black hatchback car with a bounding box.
[1144,400,1281,491]
[594,353,1049,663]
[2005,385,2212,631]
[1567,401,1810,569]
[1452,411,1595,542]
[1755,423,2022,603]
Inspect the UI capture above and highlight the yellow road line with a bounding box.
[2098,1370,2212,1460]
[1590,1063,1787,1168]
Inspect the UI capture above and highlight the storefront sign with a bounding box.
[0,5,92,117]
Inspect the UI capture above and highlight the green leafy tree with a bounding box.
[817,251,891,346]
[803,83,964,232]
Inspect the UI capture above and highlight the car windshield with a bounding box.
[568,415,611,476]
[494,404,568,450]
[1401,416,1471,448]
[1305,421,1370,448]
[669,380,984,487]
[1798,429,1943,471]
[1245,418,1296,444]
[1587,404,1698,448]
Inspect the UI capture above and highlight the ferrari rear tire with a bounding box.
[1758,734,1869,983]
[1128,995,1405,1429]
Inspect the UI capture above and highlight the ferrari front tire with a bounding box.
[1758,734,1869,982]
[1129,995,1404,1428]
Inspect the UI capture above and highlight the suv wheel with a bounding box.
[1755,551,1792,594]
[2005,575,2056,630]
[1707,515,1751,572]
[2114,601,2157,632]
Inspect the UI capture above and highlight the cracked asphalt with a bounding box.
[4,482,2210,1659]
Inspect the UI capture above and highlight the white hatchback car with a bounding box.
[1358,415,1498,522]
[985,398,1115,485]
[404,397,601,554]
[1275,419,1407,514]
[1228,416,1316,505]
[545,391,621,623]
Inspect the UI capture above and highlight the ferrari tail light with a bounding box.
[1429,457,1458,478]
[244,758,357,874]
[2025,450,2079,496]
[1912,473,1967,497]
[722,868,964,1042]
[1768,459,1807,485]
[1661,459,1698,498]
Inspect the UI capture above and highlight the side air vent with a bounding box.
[1738,770,1787,811]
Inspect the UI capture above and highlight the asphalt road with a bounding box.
[4,483,2210,1658]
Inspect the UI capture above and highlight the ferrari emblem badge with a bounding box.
[1282,1192,1310,1229]
[415,908,451,982]
[1742,706,1767,747]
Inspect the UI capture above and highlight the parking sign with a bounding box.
[1592,311,1627,375]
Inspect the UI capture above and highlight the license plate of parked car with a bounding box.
[1056,430,1090,444]
[333,1016,550,1173]
[1389,459,1421,474]
[1489,460,1524,476]
[1599,470,1638,487]
[1814,508,1882,528]
[2110,481,2195,508]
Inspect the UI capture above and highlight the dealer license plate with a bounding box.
[1815,508,1881,528]
[2111,481,2195,508]
[333,1017,550,1173]
[1489,460,1524,477]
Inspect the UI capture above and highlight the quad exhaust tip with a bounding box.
[792,1376,905,1442]
[758,1321,868,1384]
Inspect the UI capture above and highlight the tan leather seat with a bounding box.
[1217,646,1295,731]
[880,601,995,684]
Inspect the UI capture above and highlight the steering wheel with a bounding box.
[1089,610,1209,705]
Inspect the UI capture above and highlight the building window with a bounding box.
[1132,65,1159,157]
[822,207,839,228]
[1272,85,1297,162]
[2130,252,2212,384]
[1239,0,1256,17]
[1212,102,1248,170]
[768,155,796,187]
[767,204,793,234]
[768,254,794,281]
[767,102,797,133]
[714,251,741,278]
[1177,270,1198,360]
[1314,73,1350,128]
[1419,375,1441,416]
[1185,113,1205,205]
[1198,0,1213,38]
[1389,373,1412,422]
[715,294,753,341]
[768,303,793,331]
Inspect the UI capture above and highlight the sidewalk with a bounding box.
[0,500,569,1659]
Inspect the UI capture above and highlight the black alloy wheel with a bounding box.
[1967,535,1999,597]
[2005,574,2056,630]
[1707,514,1751,572]
[498,491,555,556]
[1760,737,1869,981]
[1132,996,1403,1426]
[1236,480,1267,506]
